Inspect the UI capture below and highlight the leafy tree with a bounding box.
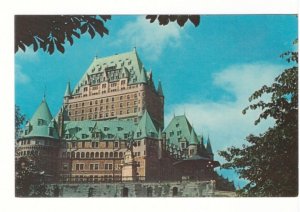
[15,15,200,54]
[15,156,48,197]
[15,105,26,139]
[219,40,298,197]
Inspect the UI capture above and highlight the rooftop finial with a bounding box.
[43,85,46,101]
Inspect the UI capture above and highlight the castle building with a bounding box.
[16,49,219,184]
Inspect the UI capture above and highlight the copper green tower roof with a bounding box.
[22,98,59,139]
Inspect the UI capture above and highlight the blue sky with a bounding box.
[15,15,297,187]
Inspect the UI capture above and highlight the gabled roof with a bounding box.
[134,110,158,139]
[163,115,193,146]
[63,119,136,141]
[72,48,152,94]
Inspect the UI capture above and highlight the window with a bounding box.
[105,141,109,148]
[120,96,123,100]
[63,164,68,171]
[170,132,174,137]
[120,103,123,108]
[119,152,123,158]
[177,131,181,136]
[114,152,118,158]
[109,152,113,158]
[114,141,119,148]
[105,152,108,158]
[91,152,94,158]
[82,102,85,106]
[95,164,99,170]
[104,127,109,131]
[111,97,114,102]
[100,152,104,158]
[80,164,84,170]
[137,132,141,137]
[90,164,94,170]
[90,101,92,105]
[95,152,99,158]
[76,152,80,158]
[127,95,130,99]
[82,142,85,148]
[105,164,113,170]
[81,152,85,158]
[181,142,186,149]
[86,152,90,158]
[84,87,88,92]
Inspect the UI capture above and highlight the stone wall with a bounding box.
[46,180,215,197]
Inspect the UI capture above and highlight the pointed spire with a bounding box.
[64,81,72,97]
[139,68,147,84]
[157,80,164,96]
[206,135,213,154]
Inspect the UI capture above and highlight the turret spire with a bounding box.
[64,81,72,97]
[157,80,164,96]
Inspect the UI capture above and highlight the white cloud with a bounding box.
[165,63,284,174]
[15,64,30,84]
[115,16,182,61]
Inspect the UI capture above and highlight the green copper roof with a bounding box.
[64,82,72,97]
[72,48,153,94]
[189,127,198,145]
[134,110,158,139]
[22,98,59,139]
[157,80,163,96]
[163,115,193,147]
[63,119,136,141]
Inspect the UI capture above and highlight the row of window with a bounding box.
[71,105,140,116]
[62,151,124,159]
[61,175,120,182]
[69,93,141,108]
[72,100,140,112]
[72,163,117,171]
[18,140,53,146]
[63,141,124,149]
[72,108,141,120]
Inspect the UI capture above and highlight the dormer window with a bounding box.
[117,127,123,131]
[137,132,141,138]
[37,119,46,126]
[170,131,174,137]
[104,127,109,131]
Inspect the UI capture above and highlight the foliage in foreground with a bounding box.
[219,40,298,197]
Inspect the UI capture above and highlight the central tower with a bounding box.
[63,48,164,129]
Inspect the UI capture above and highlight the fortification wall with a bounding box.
[45,180,215,197]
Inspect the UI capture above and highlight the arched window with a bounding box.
[122,187,129,197]
[172,187,178,197]
[91,152,94,158]
[67,152,70,158]
[100,152,104,158]
[114,152,118,158]
[105,152,108,158]
[119,152,123,158]
[76,152,80,158]
[71,152,75,158]
[81,152,85,158]
[109,152,113,158]
[147,187,153,197]
[95,152,99,158]
[86,152,90,158]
